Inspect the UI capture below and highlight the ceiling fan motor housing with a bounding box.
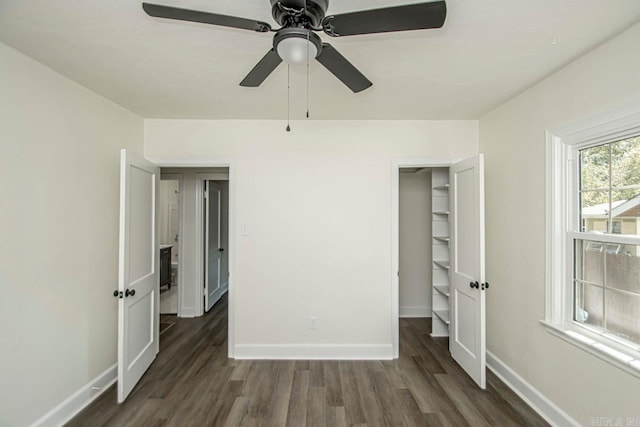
[270,0,329,28]
[274,27,323,62]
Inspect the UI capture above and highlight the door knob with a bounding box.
[113,290,123,298]
[125,289,136,297]
[469,281,479,289]
[482,282,490,290]
[219,248,224,252]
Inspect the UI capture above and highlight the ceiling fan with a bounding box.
[142,1,447,93]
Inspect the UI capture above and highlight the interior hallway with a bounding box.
[66,296,548,426]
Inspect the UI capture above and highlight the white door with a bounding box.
[204,182,222,312]
[449,154,486,389]
[117,149,159,402]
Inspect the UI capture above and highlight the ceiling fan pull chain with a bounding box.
[305,1,310,119]
[286,64,291,132]
[306,41,310,118]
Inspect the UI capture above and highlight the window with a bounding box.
[575,137,640,346]
[611,220,622,234]
[546,104,640,377]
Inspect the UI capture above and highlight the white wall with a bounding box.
[479,23,640,425]
[399,170,432,317]
[145,120,478,357]
[0,43,143,426]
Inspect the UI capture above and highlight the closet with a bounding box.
[396,155,485,388]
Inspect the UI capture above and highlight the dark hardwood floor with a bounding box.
[67,295,548,426]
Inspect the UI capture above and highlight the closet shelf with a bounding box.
[433,260,450,270]
[433,309,450,325]
[433,236,450,243]
[433,284,450,297]
[433,184,450,190]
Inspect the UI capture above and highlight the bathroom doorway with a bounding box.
[159,176,181,315]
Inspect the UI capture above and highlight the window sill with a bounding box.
[540,320,640,379]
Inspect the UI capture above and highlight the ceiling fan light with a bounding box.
[277,37,318,66]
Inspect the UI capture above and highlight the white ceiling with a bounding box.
[1,0,639,120]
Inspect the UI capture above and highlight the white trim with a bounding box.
[391,157,461,358]
[486,352,580,427]
[234,344,393,360]
[541,321,640,379]
[399,306,432,318]
[145,157,236,357]
[30,364,117,427]
[195,176,206,317]
[179,307,197,318]
[548,97,640,148]
[545,99,640,373]
[146,157,235,167]
[568,230,640,245]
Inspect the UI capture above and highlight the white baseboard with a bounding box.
[234,344,393,360]
[180,307,196,318]
[486,351,580,427]
[399,306,431,318]
[31,363,117,427]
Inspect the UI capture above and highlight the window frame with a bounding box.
[545,100,640,378]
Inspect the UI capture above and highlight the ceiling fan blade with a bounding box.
[142,3,271,33]
[240,49,283,87]
[322,1,446,37]
[316,44,372,93]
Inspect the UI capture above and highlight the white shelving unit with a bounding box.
[431,168,450,337]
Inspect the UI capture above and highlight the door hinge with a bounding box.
[204,190,208,199]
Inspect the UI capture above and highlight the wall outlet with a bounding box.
[309,316,318,330]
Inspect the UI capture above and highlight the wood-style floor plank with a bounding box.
[66,295,548,426]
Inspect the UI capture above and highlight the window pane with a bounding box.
[574,281,603,329]
[575,240,604,285]
[580,144,609,191]
[611,136,640,189]
[611,189,640,237]
[604,289,640,344]
[580,191,610,232]
[605,245,640,294]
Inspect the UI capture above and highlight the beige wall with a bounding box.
[145,120,478,355]
[399,170,432,317]
[0,43,144,426]
[479,23,640,424]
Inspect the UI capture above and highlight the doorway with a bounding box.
[159,176,181,315]
[117,156,236,403]
[398,167,433,319]
[392,156,487,388]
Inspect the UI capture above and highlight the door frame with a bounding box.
[391,157,461,358]
[148,158,236,358]
[159,173,183,317]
